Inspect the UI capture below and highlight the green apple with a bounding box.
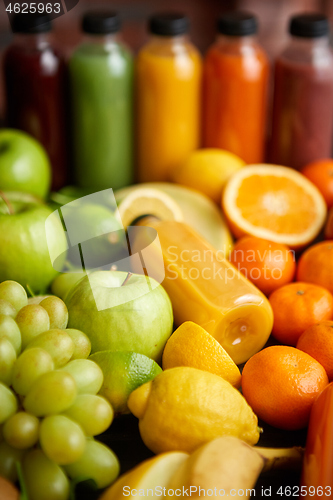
[0,129,51,199]
[0,192,67,293]
[51,272,88,301]
[50,186,118,211]
[65,271,173,362]
[62,203,125,268]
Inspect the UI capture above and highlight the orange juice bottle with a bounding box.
[203,12,269,164]
[136,13,202,182]
[131,217,273,365]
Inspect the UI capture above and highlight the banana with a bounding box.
[167,438,304,499]
[167,436,264,499]
[99,437,304,500]
[255,445,304,472]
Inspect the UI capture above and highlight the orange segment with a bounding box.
[222,165,327,248]
[162,321,241,388]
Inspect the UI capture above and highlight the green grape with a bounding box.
[61,359,103,394]
[26,329,74,367]
[0,314,21,354]
[0,338,16,386]
[3,412,39,449]
[65,439,120,489]
[12,347,54,396]
[0,383,17,424]
[63,395,113,436]
[0,280,28,312]
[40,296,69,330]
[0,299,17,318]
[16,304,50,349]
[40,415,86,465]
[22,449,70,500]
[66,329,91,360]
[23,371,77,417]
[0,441,25,482]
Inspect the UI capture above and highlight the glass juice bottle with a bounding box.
[136,13,202,182]
[203,12,269,164]
[69,12,134,191]
[131,217,274,365]
[270,14,333,169]
[3,13,69,190]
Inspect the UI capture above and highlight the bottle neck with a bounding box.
[214,34,261,57]
[216,34,258,46]
[82,32,120,47]
[148,34,189,45]
[289,35,330,49]
[12,32,51,51]
[280,35,332,66]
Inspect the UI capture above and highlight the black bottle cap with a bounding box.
[82,11,121,35]
[217,11,258,36]
[149,13,189,36]
[12,13,52,34]
[289,13,329,38]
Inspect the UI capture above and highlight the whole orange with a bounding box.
[297,321,333,381]
[229,236,295,295]
[241,345,329,430]
[301,159,333,208]
[269,282,333,346]
[297,240,333,295]
[324,208,333,239]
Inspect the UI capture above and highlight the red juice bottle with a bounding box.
[3,13,69,190]
[270,14,333,170]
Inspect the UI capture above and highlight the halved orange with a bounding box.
[222,165,327,249]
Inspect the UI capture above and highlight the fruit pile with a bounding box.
[2,132,333,499]
[0,280,119,499]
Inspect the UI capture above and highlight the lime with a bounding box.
[89,351,162,415]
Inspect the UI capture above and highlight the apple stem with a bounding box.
[121,272,133,286]
[0,191,14,215]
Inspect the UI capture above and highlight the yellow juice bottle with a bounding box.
[136,13,202,182]
[131,217,274,365]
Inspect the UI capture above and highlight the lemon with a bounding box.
[171,149,245,204]
[100,452,189,500]
[162,322,241,388]
[89,351,162,416]
[128,366,259,454]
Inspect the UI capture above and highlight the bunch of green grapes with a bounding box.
[0,280,119,500]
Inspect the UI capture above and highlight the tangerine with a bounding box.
[269,282,333,345]
[301,159,333,208]
[229,236,295,295]
[297,241,333,295]
[241,345,329,430]
[297,321,333,381]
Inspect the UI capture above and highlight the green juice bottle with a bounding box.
[69,12,134,191]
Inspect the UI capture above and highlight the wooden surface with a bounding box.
[76,414,307,500]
